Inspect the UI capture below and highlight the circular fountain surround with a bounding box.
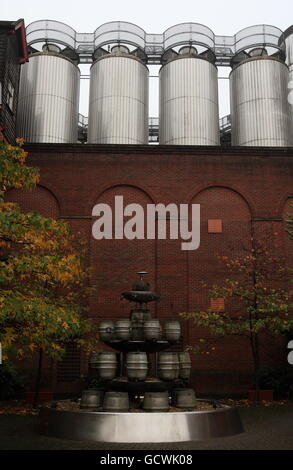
[38,403,243,443]
[38,273,244,443]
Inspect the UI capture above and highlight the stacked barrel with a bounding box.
[81,319,196,412]
[97,318,181,343]
[80,272,197,412]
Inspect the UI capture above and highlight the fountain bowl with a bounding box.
[37,401,243,443]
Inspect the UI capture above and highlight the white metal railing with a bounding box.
[25,20,286,66]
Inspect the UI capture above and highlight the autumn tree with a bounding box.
[181,238,293,396]
[0,140,98,403]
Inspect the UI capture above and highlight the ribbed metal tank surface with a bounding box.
[17,53,80,143]
[284,29,293,129]
[230,57,293,147]
[87,54,149,144]
[159,56,220,146]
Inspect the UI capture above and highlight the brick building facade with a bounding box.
[0,19,28,144]
[6,143,293,395]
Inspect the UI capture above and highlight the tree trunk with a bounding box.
[33,348,43,409]
[251,334,260,404]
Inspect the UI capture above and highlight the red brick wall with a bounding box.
[7,144,293,395]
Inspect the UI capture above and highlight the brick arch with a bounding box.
[277,193,293,219]
[90,184,157,322]
[188,185,252,294]
[186,186,253,371]
[5,184,60,218]
[186,184,254,216]
[92,181,156,206]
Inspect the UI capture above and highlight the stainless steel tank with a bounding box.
[87,53,149,144]
[283,27,293,128]
[17,52,80,143]
[159,55,220,145]
[230,57,293,146]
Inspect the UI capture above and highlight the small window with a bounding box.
[210,298,225,312]
[208,219,223,233]
[7,80,15,112]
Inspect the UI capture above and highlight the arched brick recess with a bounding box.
[6,185,60,218]
[4,185,60,387]
[90,185,156,322]
[187,187,253,385]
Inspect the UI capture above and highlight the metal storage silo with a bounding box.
[87,49,149,144]
[159,47,220,146]
[283,26,293,127]
[230,52,292,147]
[17,51,80,143]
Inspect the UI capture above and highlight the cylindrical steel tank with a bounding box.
[283,27,293,128]
[230,56,293,146]
[159,55,220,145]
[17,52,80,143]
[88,53,149,144]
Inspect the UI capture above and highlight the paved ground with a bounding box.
[0,406,293,450]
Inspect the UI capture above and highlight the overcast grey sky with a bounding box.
[2,0,293,117]
[2,0,292,35]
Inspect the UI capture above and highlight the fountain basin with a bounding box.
[37,404,243,443]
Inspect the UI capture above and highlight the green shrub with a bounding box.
[255,367,293,398]
[0,361,25,400]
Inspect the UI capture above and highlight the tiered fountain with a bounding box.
[38,273,243,443]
